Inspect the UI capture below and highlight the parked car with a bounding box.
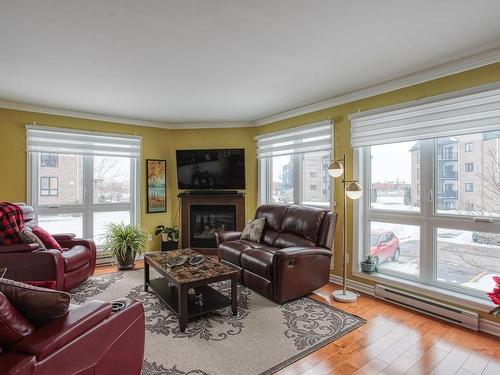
[472,232,500,246]
[370,230,400,264]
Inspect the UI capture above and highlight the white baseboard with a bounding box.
[329,275,375,296]
[329,275,500,338]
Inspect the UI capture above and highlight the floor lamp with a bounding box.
[328,154,363,303]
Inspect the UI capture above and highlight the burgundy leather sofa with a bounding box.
[216,204,337,304]
[0,205,96,291]
[0,297,145,375]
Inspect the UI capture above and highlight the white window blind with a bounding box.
[350,83,500,147]
[26,125,141,158]
[256,120,332,158]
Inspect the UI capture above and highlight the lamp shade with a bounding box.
[345,181,363,200]
[328,160,344,177]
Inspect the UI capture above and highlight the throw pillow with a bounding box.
[240,217,266,242]
[0,292,35,349]
[18,226,46,250]
[0,278,70,327]
[32,226,62,251]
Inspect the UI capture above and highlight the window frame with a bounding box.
[28,152,141,255]
[356,137,500,301]
[259,150,333,209]
[40,176,59,196]
[40,153,59,168]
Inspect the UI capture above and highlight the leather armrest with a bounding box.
[13,301,112,361]
[51,233,76,241]
[215,231,242,246]
[0,243,39,253]
[0,352,36,375]
[276,247,332,258]
[56,238,94,249]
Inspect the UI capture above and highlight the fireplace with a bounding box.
[189,204,237,248]
[179,192,245,255]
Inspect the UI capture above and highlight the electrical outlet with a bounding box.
[147,234,153,241]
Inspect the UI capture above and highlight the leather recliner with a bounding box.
[216,204,337,304]
[0,297,145,375]
[0,204,97,291]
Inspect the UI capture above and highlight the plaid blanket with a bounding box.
[0,202,24,244]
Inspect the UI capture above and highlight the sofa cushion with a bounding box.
[274,233,316,248]
[0,278,70,327]
[62,245,90,272]
[240,218,266,242]
[18,226,47,250]
[32,226,63,251]
[260,229,280,247]
[255,204,289,232]
[280,205,326,243]
[240,247,279,279]
[219,241,253,266]
[0,292,35,349]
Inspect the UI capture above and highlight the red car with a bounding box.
[370,231,400,264]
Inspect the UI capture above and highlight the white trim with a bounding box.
[329,274,375,296]
[329,274,500,337]
[0,100,252,130]
[255,47,500,126]
[479,319,500,337]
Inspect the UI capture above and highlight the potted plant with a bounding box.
[103,223,148,270]
[360,255,377,273]
[155,225,180,251]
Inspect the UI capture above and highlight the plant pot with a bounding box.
[161,233,169,242]
[361,262,376,273]
[115,250,136,270]
[162,240,179,252]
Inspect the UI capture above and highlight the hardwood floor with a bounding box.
[95,263,500,375]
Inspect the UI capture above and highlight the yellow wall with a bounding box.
[0,109,174,250]
[0,109,257,249]
[257,62,500,321]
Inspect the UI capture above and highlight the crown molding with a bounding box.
[254,46,500,126]
[0,100,253,130]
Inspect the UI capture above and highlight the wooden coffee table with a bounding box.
[144,249,238,332]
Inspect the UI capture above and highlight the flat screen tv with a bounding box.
[176,149,245,190]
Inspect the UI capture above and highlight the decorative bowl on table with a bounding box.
[189,254,205,266]
[167,255,188,267]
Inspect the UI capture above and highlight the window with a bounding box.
[370,141,419,211]
[40,177,58,196]
[27,126,141,256]
[40,153,58,167]
[258,121,332,207]
[352,84,500,300]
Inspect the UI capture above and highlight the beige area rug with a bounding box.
[70,269,365,375]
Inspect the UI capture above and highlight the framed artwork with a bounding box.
[146,159,166,213]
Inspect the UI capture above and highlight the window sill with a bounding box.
[352,270,495,313]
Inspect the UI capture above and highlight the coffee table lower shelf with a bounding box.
[146,278,233,323]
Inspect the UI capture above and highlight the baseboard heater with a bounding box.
[374,285,479,331]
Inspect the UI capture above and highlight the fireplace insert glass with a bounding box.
[189,204,237,248]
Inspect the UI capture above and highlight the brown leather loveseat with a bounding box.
[216,204,337,304]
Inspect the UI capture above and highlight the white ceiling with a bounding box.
[1,0,500,125]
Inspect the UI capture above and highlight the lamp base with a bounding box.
[332,290,358,303]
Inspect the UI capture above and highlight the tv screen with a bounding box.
[176,149,245,190]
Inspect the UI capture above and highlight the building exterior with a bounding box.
[410,131,500,214]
